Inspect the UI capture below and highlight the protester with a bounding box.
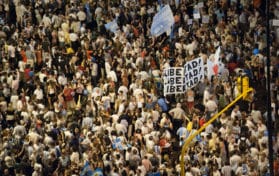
[0,0,278,175]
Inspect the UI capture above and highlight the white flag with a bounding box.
[207,46,224,80]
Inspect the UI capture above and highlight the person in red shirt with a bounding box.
[20,48,27,63]
[274,156,279,176]
[253,0,262,8]
[227,61,238,74]
[24,64,32,81]
[63,83,76,110]
[199,116,206,127]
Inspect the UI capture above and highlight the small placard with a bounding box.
[197,2,204,8]
[194,12,201,19]
[147,7,154,14]
[202,15,210,23]
[273,19,279,26]
[188,19,193,25]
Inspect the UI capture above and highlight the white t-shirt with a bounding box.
[230,154,241,173]
[42,15,51,28]
[58,30,65,43]
[69,32,78,42]
[58,75,67,86]
[221,165,232,176]
[77,10,86,21]
[8,45,15,58]
[205,100,217,112]
[34,88,44,100]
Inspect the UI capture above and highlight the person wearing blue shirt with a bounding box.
[157,97,169,112]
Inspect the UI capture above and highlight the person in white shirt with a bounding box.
[13,121,26,139]
[190,162,201,175]
[107,70,118,82]
[16,97,24,112]
[205,96,218,120]
[231,105,241,120]
[144,134,155,152]
[117,99,126,116]
[58,73,67,86]
[8,44,16,59]
[169,103,187,121]
[69,31,79,51]
[58,27,65,47]
[8,43,17,69]
[230,151,242,174]
[185,166,193,176]
[82,116,93,130]
[169,103,189,133]
[115,122,127,135]
[42,13,52,28]
[221,161,232,176]
[18,60,26,72]
[77,7,86,23]
[34,85,44,102]
[203,87,211,105]
[212,165,221,176]
[11,70,20,93]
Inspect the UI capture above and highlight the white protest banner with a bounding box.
[184,57,204,89]
[151,5,175,37]
[163,67,185,95]
[105,19,119,33]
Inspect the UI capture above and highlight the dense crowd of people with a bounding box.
[0,0,278,175]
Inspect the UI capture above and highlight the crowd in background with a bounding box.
[0,0,278,175]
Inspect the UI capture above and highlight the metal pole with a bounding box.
[266,0,274,175]
[180,88,254,176]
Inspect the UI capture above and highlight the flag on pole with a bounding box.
[207,46,224,80]
[151,5,174,37]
